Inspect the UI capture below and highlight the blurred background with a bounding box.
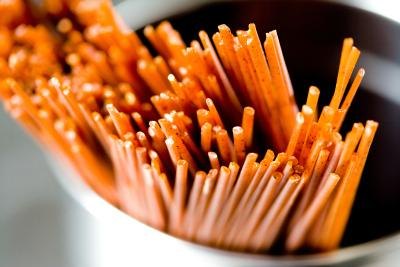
[0,0,399,267]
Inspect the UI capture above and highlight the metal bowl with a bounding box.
[51,0,400,266]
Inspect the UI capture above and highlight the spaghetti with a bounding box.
[0,0,378,253]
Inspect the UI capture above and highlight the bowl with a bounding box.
[50,0,400,266]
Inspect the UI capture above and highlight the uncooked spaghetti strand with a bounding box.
[106,103,133,138]
[340,68,365,111]
[199,30,242,112]
[232,126,246,165]
[247,24,287,147]
[123,140,147,217]
[164,133,198,175]
[201,122,213,152]
[234,157,284,246]
[9,80,74,159]
[39,87,68,119]
[333,68,365,130]
[289,149,330,231]
[234,35,263,110]
[206,98,224,128]
[142,164,167,230]
[193,169,218,242]
[208,151,220,170]
[155,172,173,212]
[264,30,296,140]
[184,171,207,239]
[306,86,320,118]
[250,174,301,251]
[217,24,246,91]
[215,153,258,244]
[197,108,213,127]
[294,105,314,161]
[286,113,305,156]
[317,157,357,250]
[324,121,378,249]
[286,173,340,252]
[138,59,171,94]
[269,30,298,116]
[246,30,286,149]
[79,104,110,153]
[316,139,343,193]
[221,162,241,207]
[65,129,117,204]
[341,47,361,98]
[335,123,364,177]
[131,112,148,133]
[154,55,172,81]
[199,166,231,242]
[53,81,99,147]
[259,176,304,251]
[330,38,353,109]
[148,120,168,158]
[144,25,170,59]
[215,128,234,164]
[224,157,273,245]
[169,159,189,236]
[241,106,255,148]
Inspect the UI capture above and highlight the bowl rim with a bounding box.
[53,0,400,264]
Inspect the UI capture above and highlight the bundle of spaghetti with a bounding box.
[0,0,378,253]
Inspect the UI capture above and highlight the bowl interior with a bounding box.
[136,0,400,248]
